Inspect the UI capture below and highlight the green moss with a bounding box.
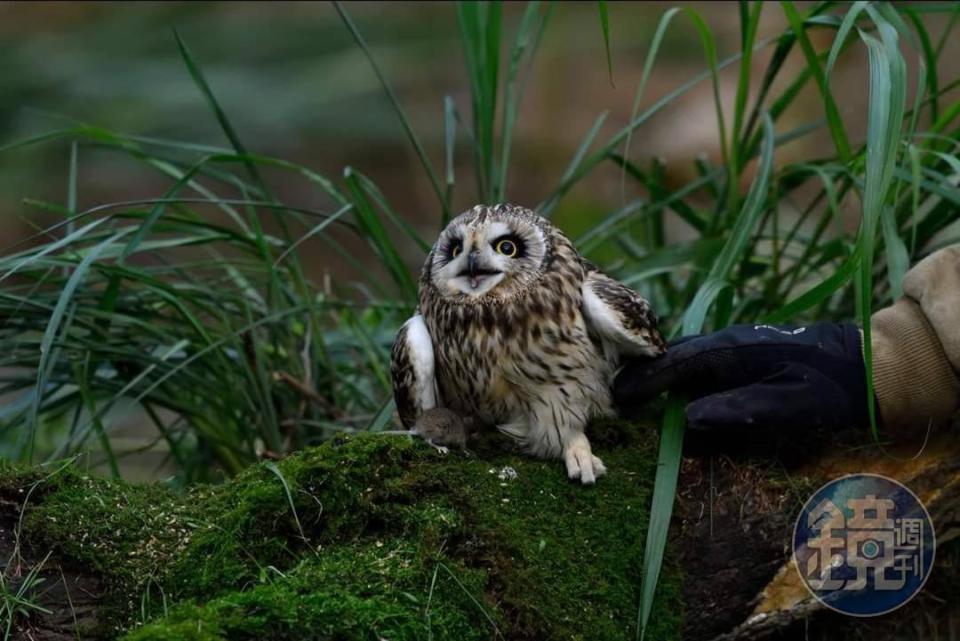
[5,420,682,640]
[125,544,491,641]
[3,461,204,629]
[165,435,428,598]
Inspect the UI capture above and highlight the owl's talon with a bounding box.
[591,455,607,478]
[564,440,598,485]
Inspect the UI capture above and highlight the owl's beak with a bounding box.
[462,250,500,290]
[466,250,480,278]
[467,251,484,289]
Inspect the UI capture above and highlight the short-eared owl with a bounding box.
[390,204,665,483]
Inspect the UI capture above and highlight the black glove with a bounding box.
[614,322,871,433]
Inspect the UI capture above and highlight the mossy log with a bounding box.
[1,421,683,641]
[2,419,958,641]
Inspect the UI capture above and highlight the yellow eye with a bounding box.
[450,242,462,258]
[495,239,518,257]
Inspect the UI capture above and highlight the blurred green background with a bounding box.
[1,1,901,249]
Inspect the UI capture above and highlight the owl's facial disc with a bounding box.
[431,213,546,300]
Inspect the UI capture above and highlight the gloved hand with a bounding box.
[614,322,871,432]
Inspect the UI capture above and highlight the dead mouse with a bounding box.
[381,407,475,454]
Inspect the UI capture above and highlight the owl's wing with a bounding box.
[581,269,666,357]
[390,314,439,428]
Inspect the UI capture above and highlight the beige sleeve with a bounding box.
[870,245,960,436]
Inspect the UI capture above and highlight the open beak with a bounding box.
[461,250,498,289]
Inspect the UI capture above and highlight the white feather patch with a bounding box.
[581,279,658,357]
[403,314,438,410]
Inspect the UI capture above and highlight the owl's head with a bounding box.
[425,204,553,301]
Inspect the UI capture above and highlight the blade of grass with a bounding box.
[173,30,267,194]
[482,2,503,202]
[444,95,458,223]
[732,2,763,154]
[598,0,614,87]
[708,113,776,283]
[638,113,775,640]
[436,562,503,640]
[343,168,419,302]
[546,25,787,212]
[824,1,869,80]
[4,196,359,258]
[893,46,928,257]
[934,4,960,55]
[635,399,684,640]
[53,307,312,472]
[71,359,120,479]
[496,1,543,202]
[908,144,922,255]
[609,153,713,233]
[457,1,485,200]
[366,397,397,432]
[677,278,732,337]
[782,1,852,161]
[619,237,726,286]
[727,1,763,216]
[354,172,431,253]
[620,7,681,206]
[740,4,838,148]
[66,141,78,231]
[539,112,608,216]
[514,1,555,108]
[273,204,353,267]
[0,218,109,285]
[857,14,908,438]
[333,2,449,218]
[902,8,940,123]
[765,246,861,322]
[265,461,310,546]
[23,230,131,460]
[457,1,503,203]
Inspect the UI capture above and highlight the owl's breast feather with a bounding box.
[425,293,613,426]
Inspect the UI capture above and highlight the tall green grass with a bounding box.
[2,1,960,633]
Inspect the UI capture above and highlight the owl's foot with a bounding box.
[563,438,606,484]
[591,455,607,477]
[426,439,449,455]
